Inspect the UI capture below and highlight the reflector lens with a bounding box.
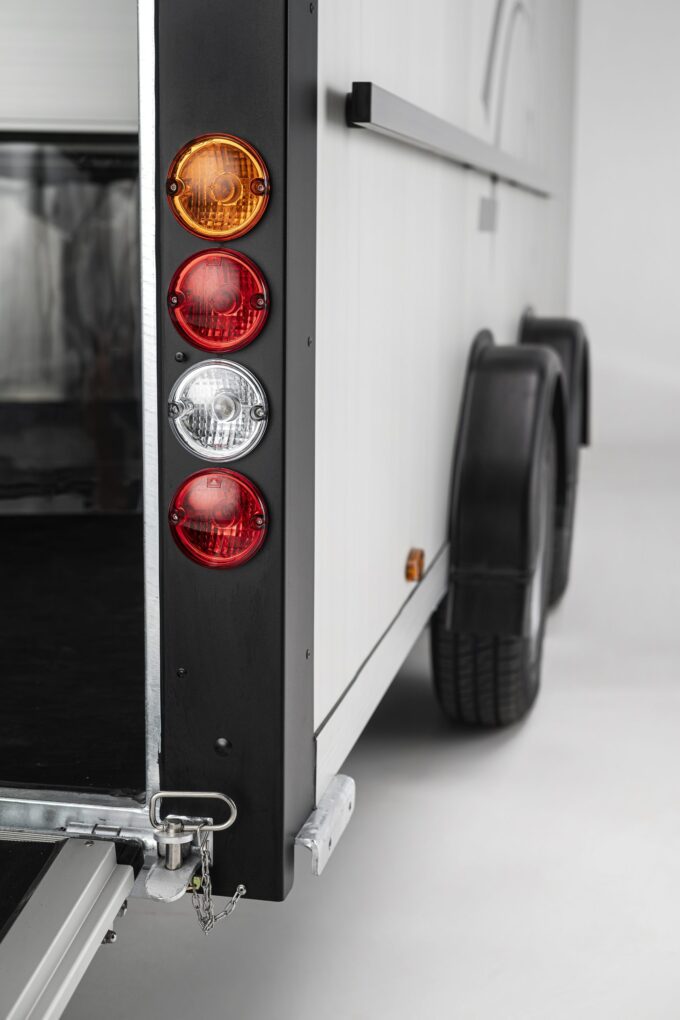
[167,134,270,240]
[168,250,269,353]
[169,469,267,568]
[168,360,268,462]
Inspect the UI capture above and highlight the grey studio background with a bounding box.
[3,0,677,1016]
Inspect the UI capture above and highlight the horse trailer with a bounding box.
[0,0,588,1014]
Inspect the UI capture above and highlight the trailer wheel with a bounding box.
[433,423,556,726]
[431,332,567,727]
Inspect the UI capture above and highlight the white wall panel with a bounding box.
[570,0,680,449]
[315,0,577,734]
[0,0,138,132]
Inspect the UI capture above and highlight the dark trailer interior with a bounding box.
[0,136,146,797]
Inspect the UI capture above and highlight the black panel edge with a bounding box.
[346,81,373,127]
[281,0,318,897]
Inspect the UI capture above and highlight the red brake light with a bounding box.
[168,249,269,353]
[169,469,268,568]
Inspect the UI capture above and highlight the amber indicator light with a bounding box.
[405,548,425,582]
[166,134,270,240]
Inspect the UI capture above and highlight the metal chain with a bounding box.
[190,826,246,934]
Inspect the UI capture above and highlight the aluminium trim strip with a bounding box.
[0,1,159,842]
[315,544,449,801]
[139,0,162,801]
[0,118,138,133]
[347,82,551,198]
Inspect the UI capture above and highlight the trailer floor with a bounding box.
[65,446,680,1020]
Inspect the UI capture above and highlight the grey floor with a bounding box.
[66,447,680,1019]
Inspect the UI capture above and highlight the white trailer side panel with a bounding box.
[314,0,576,778]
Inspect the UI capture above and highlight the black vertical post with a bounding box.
[155,0,317,901]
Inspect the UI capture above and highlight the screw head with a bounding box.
[176,667,187,678]
[175,351,187,363]
[252,514,266,530]
[214,737,232,757]
[250,178,267,196]
[169,510,181,524]
[168,180,178,194]
[250,404,267,421]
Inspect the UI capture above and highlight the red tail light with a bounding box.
[168,249,269,353]
[169,469,268,568]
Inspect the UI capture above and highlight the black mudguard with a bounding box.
[448,331,568,638]
[519,314,590,601]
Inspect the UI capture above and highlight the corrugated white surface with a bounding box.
[314,0,576,733]
[0,0,138,132]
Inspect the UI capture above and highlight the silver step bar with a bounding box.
[0,838,133,1020]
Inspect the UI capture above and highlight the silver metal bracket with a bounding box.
[296,774,355,876]
[145,815,210,902]
[144,790,238,903]
[145,850,202,902]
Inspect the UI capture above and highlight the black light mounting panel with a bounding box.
[153,0,317,901]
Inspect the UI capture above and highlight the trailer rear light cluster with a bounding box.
[166,133,272,567]
[166,134,270,240]
[168,250,269,353]
[168,361,268,462]
[169,469,268,568]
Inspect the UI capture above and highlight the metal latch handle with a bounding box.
[149,791,238,833]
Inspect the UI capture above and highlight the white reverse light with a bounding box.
[168,360,268,462]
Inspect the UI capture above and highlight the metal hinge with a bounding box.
[65,822,122,839]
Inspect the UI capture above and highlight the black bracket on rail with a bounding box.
[346,82,551,199]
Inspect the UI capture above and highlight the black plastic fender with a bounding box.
[519,313,590,601]
[447,331,568,639]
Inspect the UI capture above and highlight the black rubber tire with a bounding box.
[432,424,557,727]
[549,475,577,606]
